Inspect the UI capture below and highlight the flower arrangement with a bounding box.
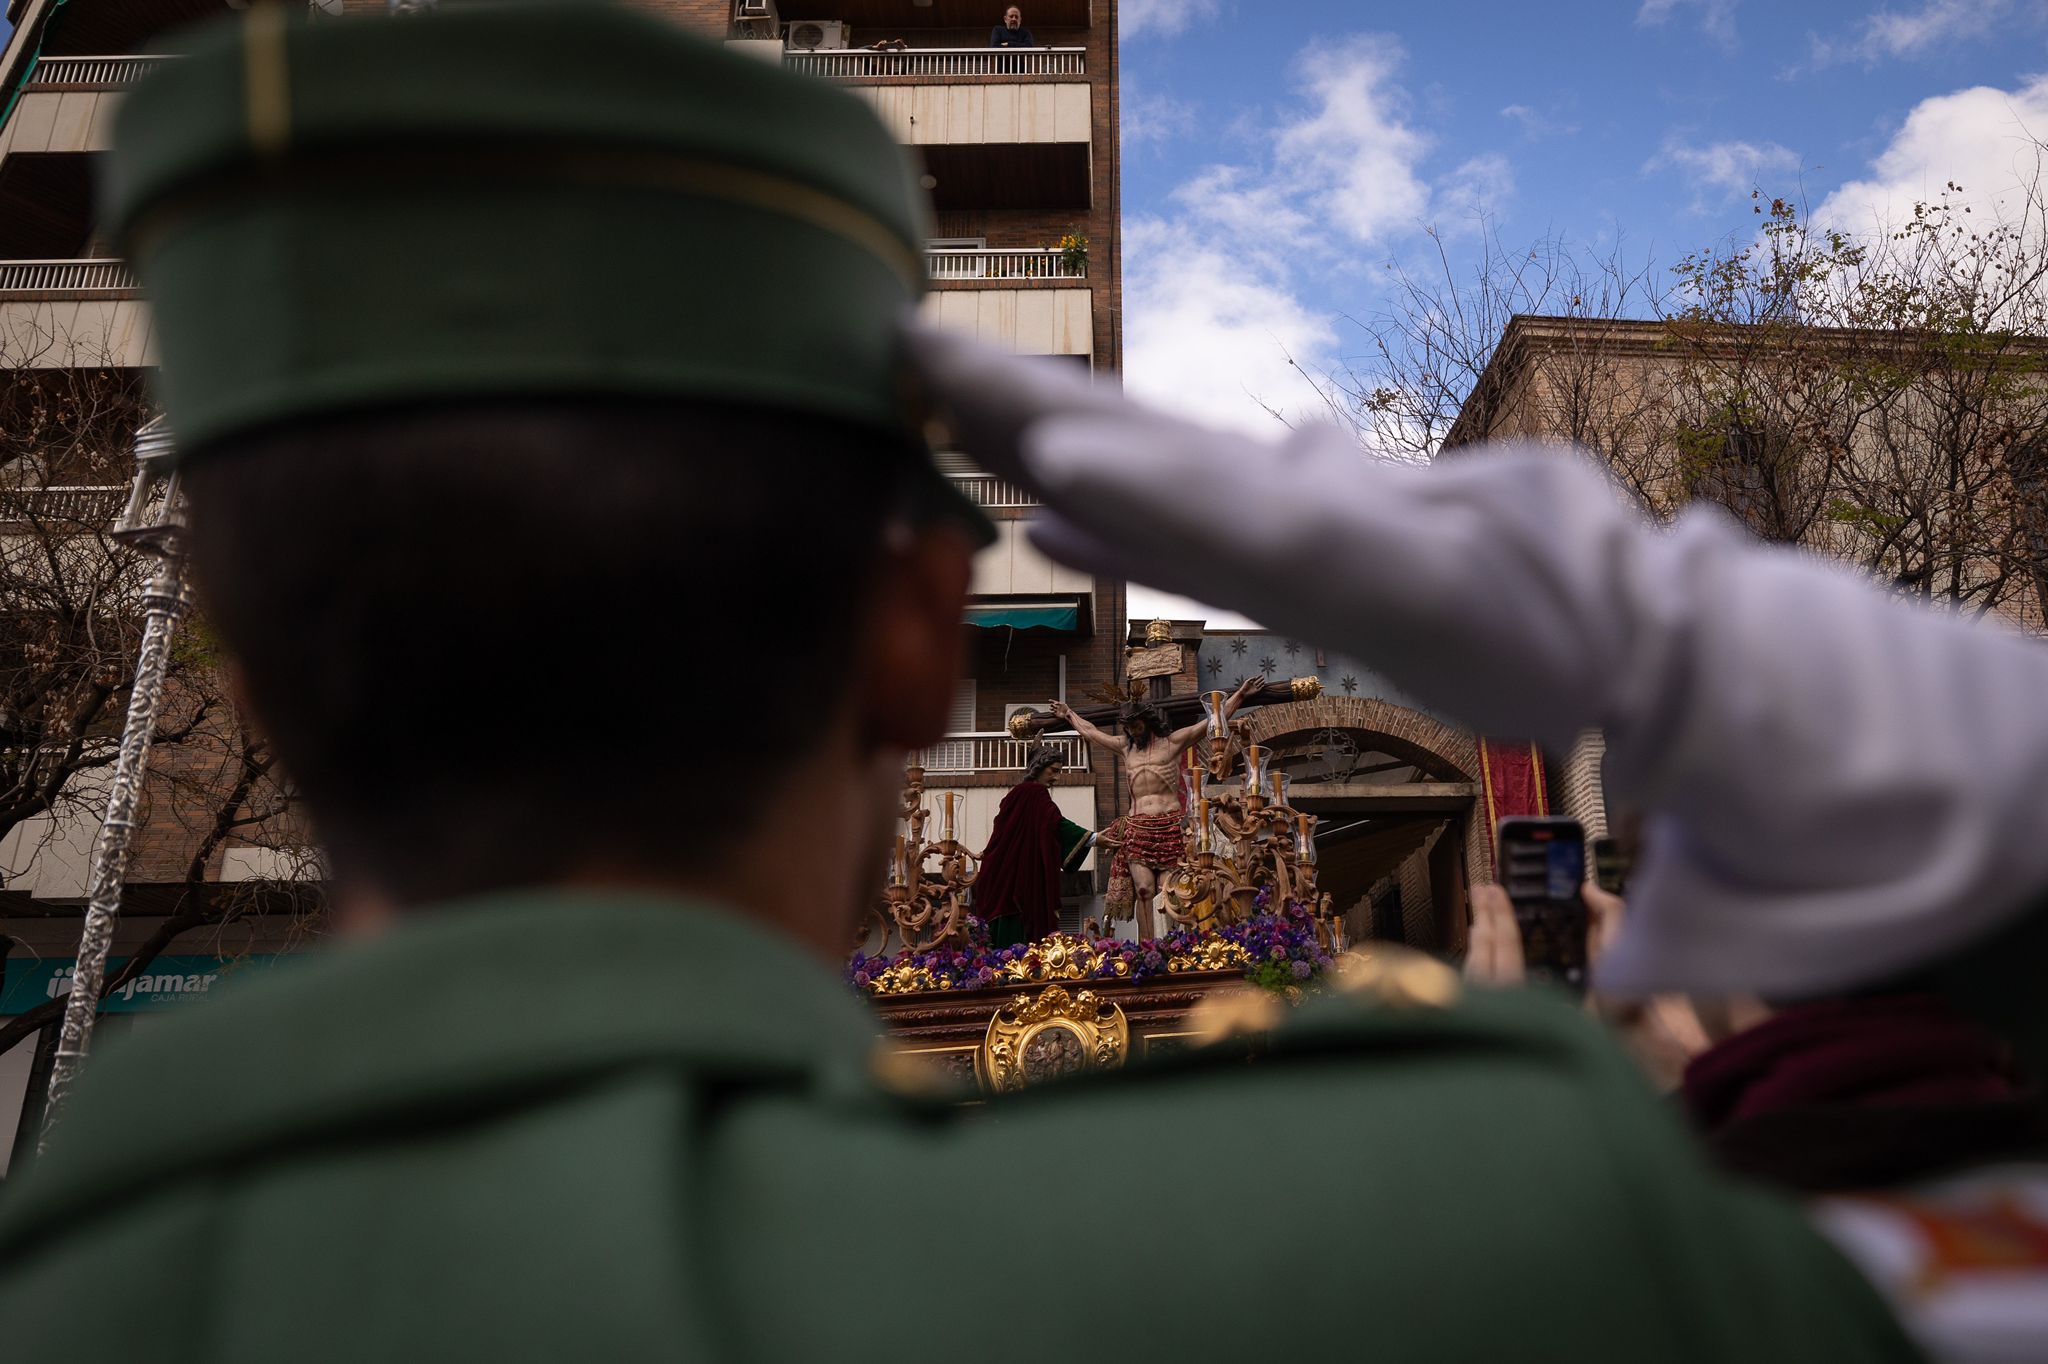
[1058,233,1089,275]
[847,899,1333,998]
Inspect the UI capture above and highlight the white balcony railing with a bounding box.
[949,473,1039,508]
[911,732,1088,775]
[26,54,172,87]
[785,46,1084,79]
[0,260,139,295]
[0,486,131,524]
[927,247,1085,281]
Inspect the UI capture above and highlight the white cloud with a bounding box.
[1810,0,2014,66]
[1121,34,1502,434]
[1815,74,2048,233]
[1436,153,1517,228]
[1121,0,1223,40]
[1636,0,1740,51]
[1500,103,1580,140]
[1273,37,1433,245]
[1121,216,1338,434]
[1122,88,1199,150]
[1646,137,1800,205]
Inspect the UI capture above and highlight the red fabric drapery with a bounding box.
[973,781,1063,942]
[1477,737,1548,878]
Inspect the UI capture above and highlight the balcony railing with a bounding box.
[784,46,1084,79]
[0,486,131,524]
[949,473,1038,508]
[25,54,172,88]
[0,260,139,296]
[911,732,1088,775]
[927,247,1085,281]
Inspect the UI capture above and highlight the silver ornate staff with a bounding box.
[38,418,188,1147]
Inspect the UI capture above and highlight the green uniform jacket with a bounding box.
[0,893,1922,1363]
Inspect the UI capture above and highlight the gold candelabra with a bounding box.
[872,765,981,954]
[1158,692,1342,950]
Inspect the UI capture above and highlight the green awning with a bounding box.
[965,604,1078,631]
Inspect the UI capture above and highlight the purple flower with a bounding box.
[1291,959,1312,980]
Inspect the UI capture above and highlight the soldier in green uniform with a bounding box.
[0,5,1939,1360]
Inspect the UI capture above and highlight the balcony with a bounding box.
[0,485,130,524]
[913,732,1088,775]
[922,288,1092,358]
[785,46,1084,80]
[23,55,172,90]
[0,259,138,297]
[928,246,1084,282]
[0,260,153,368]
[949,472,1038,509]
[783,0,1089,26]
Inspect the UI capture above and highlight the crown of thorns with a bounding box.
[1118,700,1169,734]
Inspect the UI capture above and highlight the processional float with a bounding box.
[872,665,1348,957]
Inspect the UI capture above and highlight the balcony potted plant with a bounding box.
[1058,233,1088,277]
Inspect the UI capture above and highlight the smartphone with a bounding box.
[1592,836,1630,896]
[1496,817,1588,995]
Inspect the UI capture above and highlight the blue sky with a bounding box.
[1113,0,2048,621]
[1114,0,2048,432]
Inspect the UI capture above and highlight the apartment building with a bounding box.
[710,0,1130,901]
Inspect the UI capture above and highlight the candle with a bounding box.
[1296,814,1317,865]
[1202,689,1227,739]
[1243,745,1267,796]
[941,791,956,843]
[1270,771,1290,809]
[892,835,908,886]
[1195,798,1211,853]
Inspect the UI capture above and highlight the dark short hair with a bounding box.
[182,399,919,903]
[1022,747,1064,781]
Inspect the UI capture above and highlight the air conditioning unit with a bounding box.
[734,0,777,17]
[786,19,848,49]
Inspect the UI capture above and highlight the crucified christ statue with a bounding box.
[1053,671,1262,940]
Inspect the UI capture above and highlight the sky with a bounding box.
[1115,0,2048,624]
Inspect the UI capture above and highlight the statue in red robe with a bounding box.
[974,750,1093,948]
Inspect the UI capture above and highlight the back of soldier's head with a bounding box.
[105,3,988,901]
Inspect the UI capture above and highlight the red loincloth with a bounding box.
[1105,812,1185,915]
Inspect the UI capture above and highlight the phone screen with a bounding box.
[1497,818,1588,995]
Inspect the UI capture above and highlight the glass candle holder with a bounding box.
[1295,813,1318,866]
[1243,745,1268,798]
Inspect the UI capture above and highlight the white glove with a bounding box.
[908,322,2048,997]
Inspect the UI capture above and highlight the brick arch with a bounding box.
[1239,697,1478,783]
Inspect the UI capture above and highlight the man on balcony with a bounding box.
[990,5,1035,47]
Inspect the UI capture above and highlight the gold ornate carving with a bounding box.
[977,985,1130,1093]
[1007,710,1036,741]
[1144,618,1174,646]
[1290,676,1324,702]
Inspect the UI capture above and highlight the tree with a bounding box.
[1320,179,2048,630]
[0,318,321,1094]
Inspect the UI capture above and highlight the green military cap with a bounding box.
[101,0,992,543]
